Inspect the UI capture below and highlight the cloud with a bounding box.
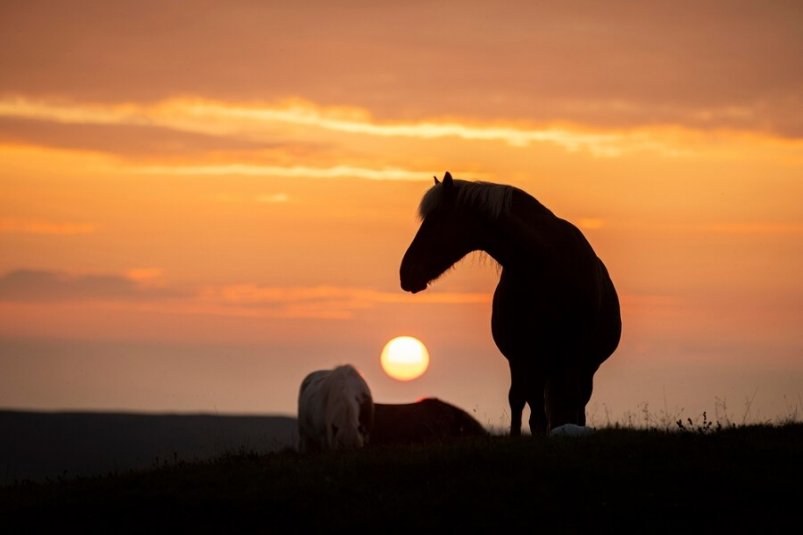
[134,163,428,181]
[198,284,490,319]
[211,193,291,204]
[0,217,95,236]
[0,270,488,319]
[0,116,269,158]
[0,1,800,136]
[0,96,694,158]
[256,193,289,203]
[0,270,180,302]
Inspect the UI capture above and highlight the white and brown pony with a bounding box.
[297,364,374,453]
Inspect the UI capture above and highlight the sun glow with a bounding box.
[380,336,430,381]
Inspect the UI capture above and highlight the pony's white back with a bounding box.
[297,364,373,453]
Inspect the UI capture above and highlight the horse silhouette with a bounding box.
[297,364,374,452]
[371,398,488,446]
[400,172,621,435]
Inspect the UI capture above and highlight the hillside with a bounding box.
[2,424,801,532]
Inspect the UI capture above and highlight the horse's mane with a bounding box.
[418,179,516,220]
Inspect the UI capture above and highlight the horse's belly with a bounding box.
[491,268,619,363]
[490,277,557,359]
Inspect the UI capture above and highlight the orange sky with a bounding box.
[1,1,801,426]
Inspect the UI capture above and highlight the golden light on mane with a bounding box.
[418,179,515,220]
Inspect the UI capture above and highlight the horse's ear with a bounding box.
[443,171,453,188]
[433,175,440,185]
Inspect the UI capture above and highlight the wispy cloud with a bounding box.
[177,99,637,155]
[134,163,427,181]
[0,269,489,319]
[199,284,490,319]
[0,96,700,158]
[0,269,180,302]
[256,193,290,204]
[0,217,95,235]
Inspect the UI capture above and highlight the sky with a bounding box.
[1,1,801,428]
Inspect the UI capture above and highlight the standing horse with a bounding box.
[400,172,621,435]
[297,364,374,452]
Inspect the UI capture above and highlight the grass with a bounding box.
[2,423,801,533]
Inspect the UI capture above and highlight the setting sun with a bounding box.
[380,336,430,381]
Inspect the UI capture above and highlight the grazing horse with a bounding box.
[400,172,621,435]
[297,364,374,452]
[371,398,488,446]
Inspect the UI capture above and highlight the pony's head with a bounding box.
[329,391,372,449]
[400,171,512,293]
[326,366,374,449]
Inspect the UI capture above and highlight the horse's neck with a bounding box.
[482,192,559,270]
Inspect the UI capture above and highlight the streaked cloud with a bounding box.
[124,268,165,284]
[198,284,490,319]
[0,116,262,157]
[0,217,95,236]
[1,2,800,137]
[256,193,290,204]
[0,270,488,319]
[0,97,701,158]
[134,163,427,181]
[0,269,181,302]
[175,99,637,154]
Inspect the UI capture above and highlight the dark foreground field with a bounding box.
[2,424,801,533]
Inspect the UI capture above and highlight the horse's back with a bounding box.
[371,398,487,446]
[491,215,621,364]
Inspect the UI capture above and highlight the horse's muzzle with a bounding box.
[401,279,427,294]
[400,265,428,294]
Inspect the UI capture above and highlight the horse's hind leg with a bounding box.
[508,385,525,437]
[577,369,596,427]
[545,365,584,431]
[507,361,526,436]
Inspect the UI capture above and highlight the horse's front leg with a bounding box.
[545,362,585,431]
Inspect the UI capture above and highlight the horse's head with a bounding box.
[400,171,488,293]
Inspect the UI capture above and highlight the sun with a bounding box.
[380,336,430,381]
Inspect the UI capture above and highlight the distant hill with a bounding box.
[0,410,297,484]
